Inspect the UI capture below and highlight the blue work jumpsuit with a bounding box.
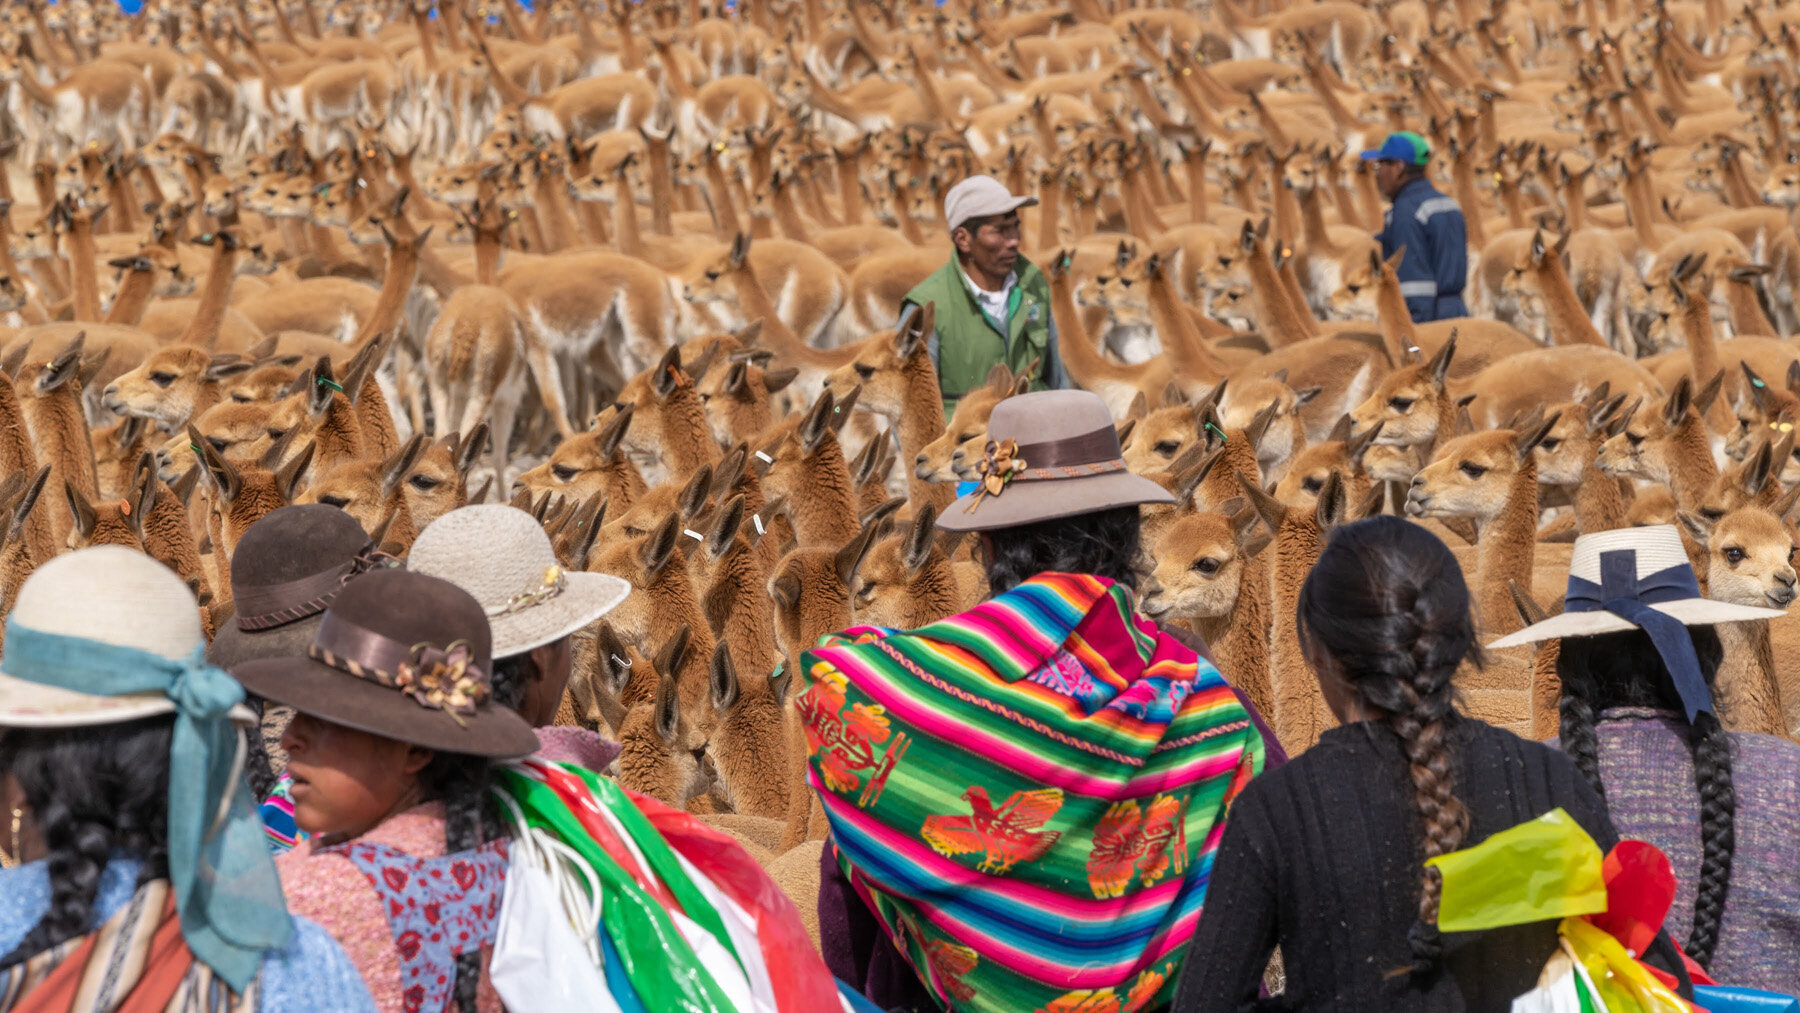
[1375,177,1470,322]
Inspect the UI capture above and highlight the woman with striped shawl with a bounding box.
[804,390,1278,1012]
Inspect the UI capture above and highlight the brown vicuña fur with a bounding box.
[846,503,983,629]
[1679,499,1797,737]
[1143,502,1273,722]
[1237,468,1346,754]
[705,641,792,819]
[590,511,719,716]
[758,387,863,548]
[825,304,956,510]
[1597,374,1722,511]
[1407,419,1557,636]
[17,334,100,549]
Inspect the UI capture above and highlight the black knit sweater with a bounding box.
[1174,716,1624,1012]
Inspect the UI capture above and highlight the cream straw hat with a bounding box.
[1487,524,1784,722]
[1487,525,1783,649]
[0,546,254,728]
[407,505,630,658]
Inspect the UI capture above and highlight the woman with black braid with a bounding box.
[1175,518,1637,1011]
[1551,620,1800,989]
[1486,523,1800,990]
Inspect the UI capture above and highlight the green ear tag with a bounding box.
[189,443,202,454]
[1752,377,1767,388]
[1204,421,1228,442]
[317,376,345,393]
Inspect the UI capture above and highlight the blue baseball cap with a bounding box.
[1360,131,1432,166]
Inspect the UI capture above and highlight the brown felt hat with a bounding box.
[936,389,1174,532]
[207,505,390,672]
[232,568,538,758]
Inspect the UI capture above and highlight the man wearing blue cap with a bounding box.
[1361,131,1469,322]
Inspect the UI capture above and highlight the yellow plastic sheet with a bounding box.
[1426,808,1609,933]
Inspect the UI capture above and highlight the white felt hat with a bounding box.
[407,505,630,658]
[1487,525,1784,649]
[0,547,254,728]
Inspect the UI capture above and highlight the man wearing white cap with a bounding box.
[898,174,1069,417]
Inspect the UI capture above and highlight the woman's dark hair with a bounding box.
[488,653,535,713]
[1296,516,1480,972]
[419,749,505,1013]
[983,505,1147,596]
[1556,626,1733,969]
[243,695,279,801]
[0,717,174,971]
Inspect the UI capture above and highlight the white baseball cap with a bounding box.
[943,175,1038,234]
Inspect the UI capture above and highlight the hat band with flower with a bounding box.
[305,611,492,726]
[233,541,399,632]
[962,424,1129,514]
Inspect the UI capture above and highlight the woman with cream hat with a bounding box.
[1491,524,1800,988]
[406,504,630,771]
[0,547,373,1009]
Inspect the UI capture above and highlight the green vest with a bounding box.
[901,256,1053,417]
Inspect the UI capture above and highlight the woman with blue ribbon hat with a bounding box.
[0,546,374,1010]
[1490,524,1800,991]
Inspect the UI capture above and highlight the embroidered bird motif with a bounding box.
[921,938,980,1002]
[1086,795,1186,898]
[921,785,1064,873]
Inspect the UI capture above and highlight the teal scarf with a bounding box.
[2,620,293,991]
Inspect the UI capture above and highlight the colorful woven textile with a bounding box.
[260,774,302,854]
[799,572,1265,1012]
[0,879,257,1013]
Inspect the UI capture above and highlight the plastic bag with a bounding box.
[491,849,621,1013]
[1428,808,1609,933]
[1559,917,1689,1013]
[1510,948,1604,1013]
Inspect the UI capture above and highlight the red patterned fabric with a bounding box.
[324,840,508,1013]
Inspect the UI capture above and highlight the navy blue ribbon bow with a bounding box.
[1564,549,1714,722]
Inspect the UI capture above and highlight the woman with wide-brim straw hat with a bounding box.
[0,547,375,1010]
[1490,524,1800,990]
[234,568,538,1013]
[206,504,398,853]
[407,504,631,771]
[806,389,1282,1012]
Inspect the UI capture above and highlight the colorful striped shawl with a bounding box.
[799,572,1264,1013]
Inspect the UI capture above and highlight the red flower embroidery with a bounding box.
[396,929,423,960]
[451,860,477,890]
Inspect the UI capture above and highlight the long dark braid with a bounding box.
[0,718,173,970]
[421,751,503,1013]
[1297,516,1479,971]
[1555,627,1733,969]
[242,694,279,801]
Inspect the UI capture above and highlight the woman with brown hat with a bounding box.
[232,568,540,1013]
[807,389,1280,1012]
[0,547,375,1010]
